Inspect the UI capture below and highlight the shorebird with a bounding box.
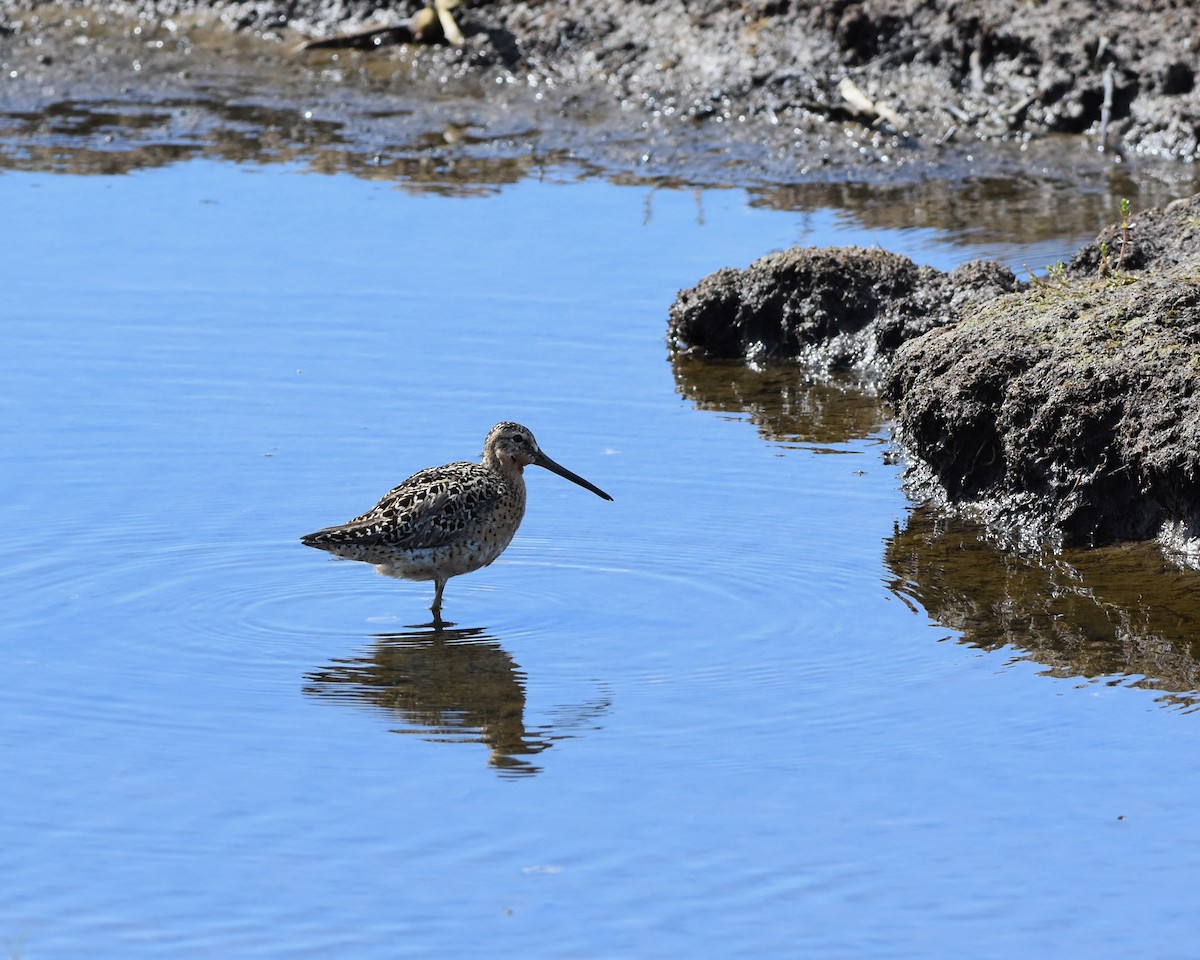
[301,422,612,617]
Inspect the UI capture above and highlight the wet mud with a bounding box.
[669,247,1020,368]
[886,195,1200,558]
[5,0,1200,182]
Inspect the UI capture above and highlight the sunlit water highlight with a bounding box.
[2,162,1199,959]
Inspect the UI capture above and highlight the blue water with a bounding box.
[2,162,1198,959]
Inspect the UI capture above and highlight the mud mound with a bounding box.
[668,247,1018,369]
[884,195,1200,554]
[670,194,1200,559]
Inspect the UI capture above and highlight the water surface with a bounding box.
[3,160,1199,959]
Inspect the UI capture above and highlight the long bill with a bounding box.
[534,450,614,501]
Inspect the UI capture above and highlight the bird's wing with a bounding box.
[304,462,504,551]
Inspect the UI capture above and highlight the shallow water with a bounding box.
[3,159,1200,959]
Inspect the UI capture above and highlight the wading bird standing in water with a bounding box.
[302,422,612,618]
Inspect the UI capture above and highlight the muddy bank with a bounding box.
[670,194,1200,561]
[4,0,1200,183]
[887,195,1200,557]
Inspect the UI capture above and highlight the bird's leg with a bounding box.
[431,577,447,617]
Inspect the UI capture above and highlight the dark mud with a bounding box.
[887,195,1200,557]
[5,0,1200,185]
[669,247,1019,368]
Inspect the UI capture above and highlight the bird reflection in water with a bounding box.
[303,622,610,776]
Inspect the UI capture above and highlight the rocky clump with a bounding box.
[668,247,1018,370]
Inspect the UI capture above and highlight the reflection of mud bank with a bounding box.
[671,195,1200,561]
[670,354,886,449]
[886,508,1200,711]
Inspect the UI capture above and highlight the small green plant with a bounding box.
[1116,197,1132,271]
[1027,260,1071,288]
[1099,198,1137,285]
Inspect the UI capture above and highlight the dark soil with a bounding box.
[886,195,1200,557]
[668,248,1019,369]
[4,0,1200,181]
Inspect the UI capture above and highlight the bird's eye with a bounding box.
[511,434,526,445]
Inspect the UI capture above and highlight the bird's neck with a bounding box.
[484,453,526,479]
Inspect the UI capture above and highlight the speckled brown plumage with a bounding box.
[302,422,612,617]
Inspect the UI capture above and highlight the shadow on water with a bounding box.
[303,622,611,777]
[673,353,1200,711]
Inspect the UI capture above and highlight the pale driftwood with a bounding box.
[837,77,906,130]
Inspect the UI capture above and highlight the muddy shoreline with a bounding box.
[4,1,1200,181]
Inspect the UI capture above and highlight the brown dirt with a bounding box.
[4,0,1200,180]
[884,195,1200,556]
[668,247,1019,369]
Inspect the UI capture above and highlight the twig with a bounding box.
[1099,62,1114,151]
[837,77,906,130]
